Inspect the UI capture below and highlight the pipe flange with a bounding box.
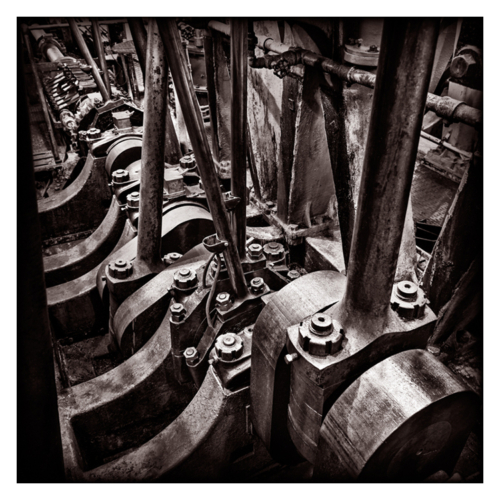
[247,243,263,259]
[299,314,344,357]
[126,191,140,208]
[112,169,130,185]
[390,281,428,320]
[108,259,133,279]
[263,241,285,262]
[173,268,198,290]
[215,333,244,362]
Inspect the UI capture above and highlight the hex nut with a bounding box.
[164,252,182,263]
[284,353,299,364]
[215,292,232,311]
[248,243,263,259]
[112,169,130,184]
[214,333,244,362]
[250,277,265,294]
[209,256,226,278]
[450,53,477,79]
[87,128,102,140]
[299,314,344,357]
[184,346,199,366]
[263,242,285,262]
[127,191,140,208]
[180,154,196,169]
[170,302,186,322]
[287,270,301,281]
[173,268,198,290]
[108,259,133,279]
[390,281,428,320]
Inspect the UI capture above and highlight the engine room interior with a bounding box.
[17,16,483,484]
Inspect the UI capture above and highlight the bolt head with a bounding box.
[396,281,418,301]
[390,281,427,320]
[250,277,265,294]
[170,302,186,321]
[248,243,263,259]
[164,252,182,262]
[126,191,140,208]
[263,242,285,262]
[215,292,232,311]
[112,169,130,184]
[287,270,301,280]
[310,313,333,335]
[173,268,198,290]
[108,259,133,279]
[214,333,244,362]
[450,53,478,79]
[299,316,344,357]
[184,346,199,365]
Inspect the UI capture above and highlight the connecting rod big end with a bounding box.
[230,19,248,257]
[157,18,248,298]
[341,19,440,325]
[136,19,168,272]
[67,18,110,102]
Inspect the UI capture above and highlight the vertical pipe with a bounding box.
[129,18,181,164]
[120,54,134,102]
[67,18,110,102]
[21,24,60,162]
[17,31,64,482]
[136,19,168,272]
[230,19,248,256]
[203,31,220,162]
[342,19,439,322]
[91,19,112,98]
[158,18,248,298]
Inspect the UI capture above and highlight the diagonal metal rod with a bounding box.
[91,19,112,98]
[340,18,440,326]
[230,19,248,257]
[67,18,110,102]
[157,18,248,298]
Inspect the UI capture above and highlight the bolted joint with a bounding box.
[184,346,199,366]
[170,302,186,322]
[163,252,182,265]
[86,128,102,140]
[180,153,196,169]
[173,268,198,290]
[298,314,344,357]
[215,292,232,311]
[263,241,285,262]
[287,270,301,281]
[247,243,263,259]
[209,256,226,279]
[390,281,428,320]
[450,53,478,79]
[112,169,130,185]
[250,277,265,294]
[108,259,133,279]
[214,333,244,362]
[126,191,140,208]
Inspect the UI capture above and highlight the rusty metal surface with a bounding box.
[44,196,125,287]
[314,349,479,481]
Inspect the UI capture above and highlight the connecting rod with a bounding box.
[230,19,248,256]
[157,18,248,298]
[91,19,112,98]
[340,19,440,327]
[67,18,110,102]
[136,19,168,272]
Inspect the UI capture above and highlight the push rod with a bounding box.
[208,20,481,128]
[21,24,60,162]
[91,19,112,98]
[230,19,248,257]
[157,18,248,298]
[17,40,64,481]
[136,19,168,272]
[341,19,439,324]
[67,18,110,102]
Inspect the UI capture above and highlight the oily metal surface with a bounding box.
[250,270,346,464]
[315,349,479,481]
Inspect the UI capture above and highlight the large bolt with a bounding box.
[164,252,182,263]
[248,243,263,259]
[170,302,187,322]
[127,191,140,208]
[215,292,232,311]
[108,259,133,279]
[180,154,196,169]
[173,268,198,290]
[284,353,298,365]
[184,346,199,366]
[396,281,418,301]
[390,281,428,320]
[263,242,285,262]
[87,128,102,140]
[450,53,478,79]
[250,277,265,294]
[299,314,344,357]
[309,313,333,336]
[112,169,130,184]
[214,333,244,362]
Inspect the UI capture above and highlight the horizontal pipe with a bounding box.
[420,130,472,158]
[209,21,481,128]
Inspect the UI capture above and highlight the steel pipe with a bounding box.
[208,20,481,128]
[230,19,248,256]
[158,18,248,298]
[67,18,110,102]
[21,24,60,162]
[91,19,112,98]
[18,45,64,482]
[341,19,440,324]
[137,19,168,272]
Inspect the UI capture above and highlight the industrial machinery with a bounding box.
[18,17,482,483]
